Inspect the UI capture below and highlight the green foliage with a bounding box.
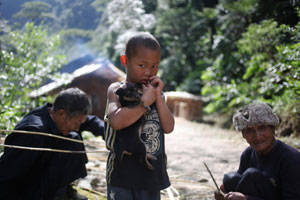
[13,2,55,27]
[141,0,158,13]
[237,20,281,55]
[52,0,100,30]
[202,19,289,112]
[155,3,212,91]
[0,22,66,130]
[201,13,300,133]
[270,34,300,114]
[90,0,155,65]
[222,0,258,13]
[178,68,204,94]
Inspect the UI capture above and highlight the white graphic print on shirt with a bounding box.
[141,109,160,154]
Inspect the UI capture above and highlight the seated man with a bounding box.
[0,88,104,200]
[214,102,300,200]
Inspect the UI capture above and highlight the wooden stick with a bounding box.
[203,162,225,195]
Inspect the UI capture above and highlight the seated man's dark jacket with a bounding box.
[0,103,104,200]
[237,140,300,200]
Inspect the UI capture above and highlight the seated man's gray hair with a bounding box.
[53,88,91,118]
[232,102,280,131]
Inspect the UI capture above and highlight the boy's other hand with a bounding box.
[149,76,164,97]
[141,83,156,106]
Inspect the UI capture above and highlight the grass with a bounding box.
[57,186,107,200]
[76,187,107,200]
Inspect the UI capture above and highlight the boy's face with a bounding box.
[122,46,160,84]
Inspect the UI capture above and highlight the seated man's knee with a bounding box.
[237,168,279,199]
[242,168,264,182]
[223,168,266,193]
[223,171,242,193]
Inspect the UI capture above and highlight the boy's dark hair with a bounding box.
[53,87,91,118]
[125,32,161,59]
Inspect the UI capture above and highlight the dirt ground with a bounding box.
[80,117,249,200]
[164,117,248,199]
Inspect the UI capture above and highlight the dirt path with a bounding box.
[81,117,249,200]
[164,118,248,199]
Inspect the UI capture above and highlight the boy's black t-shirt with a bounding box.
[105,87,170,190]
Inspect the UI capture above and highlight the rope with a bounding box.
[0,143,108,154]
[0,129,84,144]
[0,129,108,153]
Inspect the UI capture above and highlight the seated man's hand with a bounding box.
[214,184,225,200]
[224,192,248,200]
[214,185,247,200]
[214,191,225,200]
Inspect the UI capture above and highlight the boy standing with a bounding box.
[105,32,175,200]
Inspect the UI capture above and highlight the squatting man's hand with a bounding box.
[214,191,248,200]
[214,184,248,200]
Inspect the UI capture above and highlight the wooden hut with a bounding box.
[30,57,125,120]
[165,91,203,121]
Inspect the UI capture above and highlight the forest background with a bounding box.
[0,0,300,136]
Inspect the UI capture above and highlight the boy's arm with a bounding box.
[107,82,156,130]
[150,76,175,134]
[156,94,175,133]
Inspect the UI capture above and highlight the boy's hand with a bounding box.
[141,83,156,106]
[149,76,164,97]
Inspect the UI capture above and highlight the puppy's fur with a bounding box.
[115,82,156,170]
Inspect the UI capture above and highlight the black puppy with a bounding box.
[115,82,156,170]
